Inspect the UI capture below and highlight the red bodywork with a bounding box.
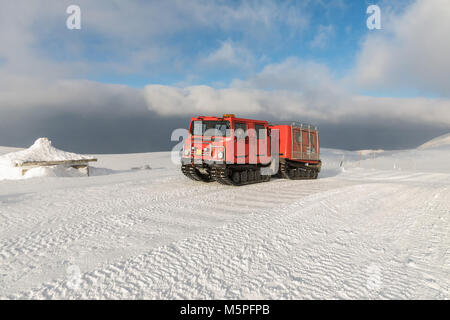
[183,115,272,165]
[183,116,320,166]
[270,123,320,165]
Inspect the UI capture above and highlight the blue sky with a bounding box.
[51,0,422,99]
[29,0,380,88]
[78,0,372,88]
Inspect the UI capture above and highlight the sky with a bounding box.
[0,0,450,153]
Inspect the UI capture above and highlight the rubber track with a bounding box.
[211,167,270,186]
[279,162,318,180]
[181,165,213,182]
[184,162,317,185]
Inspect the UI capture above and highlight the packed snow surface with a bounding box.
[0,137,448,299]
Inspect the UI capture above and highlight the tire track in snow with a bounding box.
[6,179,448,300]
[0,172,353,296]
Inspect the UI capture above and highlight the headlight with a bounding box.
[184,149,190,156]
[217,151,224,159]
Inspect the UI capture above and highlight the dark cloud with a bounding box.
[1,108,448,153]
[263,113,450,151]
[317,121,449,151]
[0,107,188,153]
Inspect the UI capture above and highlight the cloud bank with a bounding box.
[355,0,450,96]
[144,58,450,127]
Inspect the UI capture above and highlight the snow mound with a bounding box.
[0,138,92,167]
[0,138,95,180]
[418,133,450,149]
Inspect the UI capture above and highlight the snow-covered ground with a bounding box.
[0,135,449,299]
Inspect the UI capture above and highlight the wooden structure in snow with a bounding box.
[17,159,98,176]
[0,138,98,177]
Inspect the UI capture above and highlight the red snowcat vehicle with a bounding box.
[181,114,321,186]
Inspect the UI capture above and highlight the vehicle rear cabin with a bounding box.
[270,122,321,180]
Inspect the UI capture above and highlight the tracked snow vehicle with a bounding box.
[181,115,321,186]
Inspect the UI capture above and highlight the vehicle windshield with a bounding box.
[190,120,231,137]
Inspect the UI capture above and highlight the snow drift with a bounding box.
[0,138,92,167]
[0,138,94,180]
[418,133,450,150]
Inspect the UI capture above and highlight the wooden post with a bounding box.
[373,151,376,169]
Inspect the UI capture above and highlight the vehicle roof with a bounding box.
[192,116,268,124]
[270,121,318,130]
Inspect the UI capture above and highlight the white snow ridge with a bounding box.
[0,135,449,299]
[418,133,450,150]
[0,137,92,167]
[0,138,94,180]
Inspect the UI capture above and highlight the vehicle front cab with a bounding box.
[182,115,271,167]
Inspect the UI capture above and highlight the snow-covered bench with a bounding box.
[16,159,98,176]
[0,138,97,178]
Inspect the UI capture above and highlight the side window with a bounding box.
[255,124,266,140]
[295,131,302,143]
[310,132,316,152]
[234,122,247,140]
[302,131,309,145]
